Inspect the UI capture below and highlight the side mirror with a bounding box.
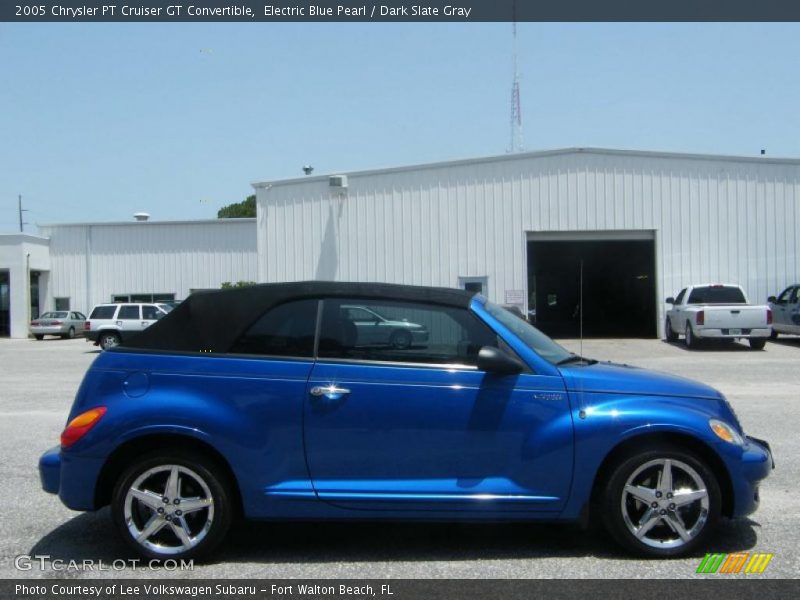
[767,296,777,304]
[477,346,524,375]
[665,297,675,305]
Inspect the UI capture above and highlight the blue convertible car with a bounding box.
[39,282,773,560]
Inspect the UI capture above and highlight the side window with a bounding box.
[777,287,793,303]
[118,305,140,320]
[75,312,86,320]
[674,288,687,305]
[229,299,318,357]
[142,305,162,320]
[318,298,497,366]
[790,287,800,304]
[90,305,117,319]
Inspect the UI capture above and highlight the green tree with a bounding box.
[217,194,256,218]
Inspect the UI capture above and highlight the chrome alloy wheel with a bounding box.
[123,465,214,555]
[620,458,709,549]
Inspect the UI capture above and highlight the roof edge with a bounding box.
[252,146,800,190]
[37,217,256,229]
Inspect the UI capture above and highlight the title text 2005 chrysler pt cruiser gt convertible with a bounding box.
[39,282,773,560]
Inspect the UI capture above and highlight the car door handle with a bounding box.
[310,385,351,400]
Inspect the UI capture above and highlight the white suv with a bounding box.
[85,303,173,350]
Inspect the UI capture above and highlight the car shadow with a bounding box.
[768,337,800,348]
[661,339,759,353]
[30,509,761,565]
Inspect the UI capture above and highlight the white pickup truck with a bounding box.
[665,284,772,350]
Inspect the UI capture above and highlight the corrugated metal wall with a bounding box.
[256,149,800,336]
[40,220,257,312]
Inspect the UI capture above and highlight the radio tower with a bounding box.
[508,2,524,153]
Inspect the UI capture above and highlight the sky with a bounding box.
[1,22,799,231]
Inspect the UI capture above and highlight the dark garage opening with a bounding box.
[0,270,9,337]
[528,239,657,338]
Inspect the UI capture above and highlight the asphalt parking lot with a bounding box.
[1,335,797,579]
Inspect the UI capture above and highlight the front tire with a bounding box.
[749,338,766,350]
[390,329,412,350]
[111,450,233,561]
[770,330,778,340]
[62,327,76,340]
[34,335,44,340]
[665,318,678,342]
[602,446,721,557]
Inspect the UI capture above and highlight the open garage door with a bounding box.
[527,234,657,338]
[0,270,9,337]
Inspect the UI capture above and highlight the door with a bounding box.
[115,304,143,335]
[773,286,795,332]
[303,298,573,513]
[786,286,800,333]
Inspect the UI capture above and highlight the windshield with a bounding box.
[687,286,746,304]
[483,301,573,365]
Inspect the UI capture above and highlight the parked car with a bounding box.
[768,284,800,338]
[340,304,428,348]
[85,303,172,350]
[665,284,772,349]
[30,311,86,340]
[39,282,773,561]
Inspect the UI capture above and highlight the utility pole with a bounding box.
[508,1,524,153]
[18,194,28,233]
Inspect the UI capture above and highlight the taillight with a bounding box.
[31,321,39,326]
[696,310,705,326]
[52,321,63,325]
[84,321,91,331]
[767,309,773,325]
[60,407,107,449]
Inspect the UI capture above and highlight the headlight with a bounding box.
[709,419,745,445]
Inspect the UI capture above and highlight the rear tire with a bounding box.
[111,449,233,561]
[99,332,121,350]
[665,318,678,342]
[684,323,699,350]
[601,445,721,558]
[749,338,766,350]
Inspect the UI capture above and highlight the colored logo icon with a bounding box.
[696,552,773,574]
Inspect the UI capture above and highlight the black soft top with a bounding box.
[121,281,476,353]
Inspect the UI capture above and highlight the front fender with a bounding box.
[560,391,733,519]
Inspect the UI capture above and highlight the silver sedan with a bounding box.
[30,311,86,340]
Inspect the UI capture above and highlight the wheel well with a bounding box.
[589,432,734,518]
[94,434,242,514]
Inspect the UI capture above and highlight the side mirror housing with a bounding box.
[767,296,777,304]
[477,346,524,375]
[665,297,675,305]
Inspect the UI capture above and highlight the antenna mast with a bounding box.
[508,1,524,153]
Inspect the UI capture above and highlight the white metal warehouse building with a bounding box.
[255,148,800,338]
[1,147,799,339]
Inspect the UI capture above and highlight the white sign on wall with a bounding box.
[504,289,525,306]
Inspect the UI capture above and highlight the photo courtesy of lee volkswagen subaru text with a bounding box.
[39,282,773,560]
